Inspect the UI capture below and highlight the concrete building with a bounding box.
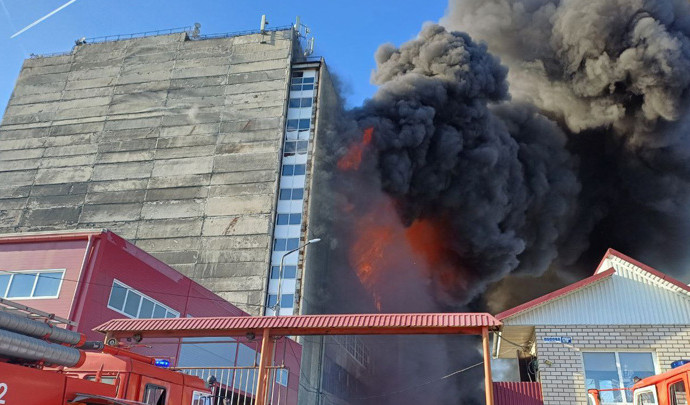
[0,22,371,405]
[0,24,337,318]
[492,249,690,405]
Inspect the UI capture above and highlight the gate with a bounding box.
[176,366,291,405]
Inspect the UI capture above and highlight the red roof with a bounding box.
[95,313,500,338]
[497,248,690,320]
[598,249,690,294]
[495,269,615,320]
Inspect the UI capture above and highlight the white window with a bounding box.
[192,391,212,405]
[583,351,657,404]
[634,386,658,405]
[0,269,65,299]
[107,279,179,319]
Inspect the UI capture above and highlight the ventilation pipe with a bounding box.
[0,311,85,346]
[0,328,84,367]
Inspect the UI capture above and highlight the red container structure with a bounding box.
[493,382,544,405]
[0,230,301,404]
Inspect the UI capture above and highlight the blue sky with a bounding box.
[0,0,449,114]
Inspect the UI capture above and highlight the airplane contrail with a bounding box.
[11,0,78,38]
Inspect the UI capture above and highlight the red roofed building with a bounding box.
[0,229,301,404]
[492,249,690,405]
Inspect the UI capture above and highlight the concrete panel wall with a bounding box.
[0,30,295,315]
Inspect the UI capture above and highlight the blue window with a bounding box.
[289,98,300,108]
[298,119,310,130]
[34,272,62,297]
[0,270,64,299]
[302,77,314,84]
[277,214,289,225]
[107,280,179,319]
[282,164,306,176]
[0,274,9,298]
[286,119,298,131]
[286,238,299,250]
[279,188,304,200]
[291,188,304,199]
[281,294,295,308]
[271,266,297,279]
[289,213,302,225]
[276,213,301,226]
[274,238,287,251]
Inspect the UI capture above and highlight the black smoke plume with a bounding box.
[305,1,690,403]
[350,24,580,306]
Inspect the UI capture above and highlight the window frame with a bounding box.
[668,378,687,405]
[107,279,180,320]
[143,383,167,405]
[0,269,65,300]
[633,386,658,405]
[582,350,659,405]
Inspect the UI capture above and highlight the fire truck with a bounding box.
[587,360,690,405]
[0,298,212,405]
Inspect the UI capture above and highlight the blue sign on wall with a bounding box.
[543,336,573,344]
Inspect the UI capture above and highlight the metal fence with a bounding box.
[175,366,290,405]
[84,26,193,44]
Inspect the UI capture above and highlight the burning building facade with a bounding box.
[3,0,690,402]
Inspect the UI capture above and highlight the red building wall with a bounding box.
[0,237,88,318]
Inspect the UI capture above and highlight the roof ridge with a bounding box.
[602,249,690,295]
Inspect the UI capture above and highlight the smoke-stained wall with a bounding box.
[0,30,295,315]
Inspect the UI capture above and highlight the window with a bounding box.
[273,238,300,252]
[276,213,302,226]
[290,75,316,91]
[283,140,309,157]
[670,380,687,405]
[271,266,297,279]
[266,294,294,309]
[276,369,289,386]
[192,392,210,405]
[0,270,64,299]
[281,164,306,176]
[634,387,659,405]
[279,188,304,201]
[192,391,211,405]
[107,280,179,319]
[584,352,656,404]
[288,97,313,108]
[143,384,166,405]
[85,375,118,384]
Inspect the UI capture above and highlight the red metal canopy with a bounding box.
[95,312,500,338]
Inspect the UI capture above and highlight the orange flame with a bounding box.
[337,127,374,171]
[349,199,467,310]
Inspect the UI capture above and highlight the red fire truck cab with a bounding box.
[588,360,690,405]
[0,351,211,405]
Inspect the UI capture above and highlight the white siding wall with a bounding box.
[506,275,690,326]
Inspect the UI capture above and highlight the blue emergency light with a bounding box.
[154,359,170,368]
[671,360,690,369]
